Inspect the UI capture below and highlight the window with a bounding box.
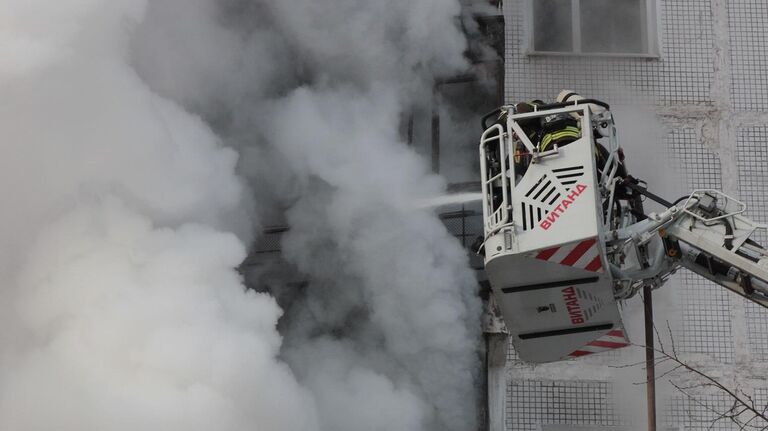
[527,0,658,56]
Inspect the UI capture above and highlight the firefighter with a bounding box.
[539,111,581,152]
[500,91,642,226]
[509,91,629,182]
[554,89,628,179]
[556,90,642,216]
[512,95,582,154]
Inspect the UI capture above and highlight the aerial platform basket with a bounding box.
[479,104,628,363]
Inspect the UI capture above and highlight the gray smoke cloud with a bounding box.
[0,1,320,430]
[1,0,482,430]
[135,0,485,429]
[270,88,481,431]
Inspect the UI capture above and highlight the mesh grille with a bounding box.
[665,128,722,191]
[665,393,741,431]
[504,0,715,105]
[440,206,484,248]
[729,0,768,112]
[678,271,734,363]
[251,229,285,254]
[746,300,768,360]
[736,126,768,245]
[507,380,621,431]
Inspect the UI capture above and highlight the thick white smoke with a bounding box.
[132,1,483,429]
[0,1,317,430]
[0,200,318,430]
[2,0,482,430]
[271,88,481,431]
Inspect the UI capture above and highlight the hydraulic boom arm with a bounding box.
[609,189,768,308]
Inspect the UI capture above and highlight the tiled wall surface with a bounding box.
[729,0,768,112]
[503,0,768,429]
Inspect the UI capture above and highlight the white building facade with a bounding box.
[500,0,768,430]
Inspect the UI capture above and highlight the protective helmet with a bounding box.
[556,89,606,117]
[556,89,581,104]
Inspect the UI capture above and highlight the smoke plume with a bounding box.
[0,0,482,430]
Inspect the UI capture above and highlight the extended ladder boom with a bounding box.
[612,189,768,309]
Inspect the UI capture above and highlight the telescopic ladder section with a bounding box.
[663,190,768,308]
[609,188,768,309]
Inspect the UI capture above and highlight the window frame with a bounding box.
[524,0,660,58]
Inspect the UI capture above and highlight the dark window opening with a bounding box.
[533,0,573,52]
[530,0,652,55]
[580,0,645,53]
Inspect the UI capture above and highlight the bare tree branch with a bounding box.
[612,318,766,429]
[628,339,768,430]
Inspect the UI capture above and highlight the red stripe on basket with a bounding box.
[584,255,603,272]
[588,340,629,349]
[536,247,560,261]
[560,239,597,266]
